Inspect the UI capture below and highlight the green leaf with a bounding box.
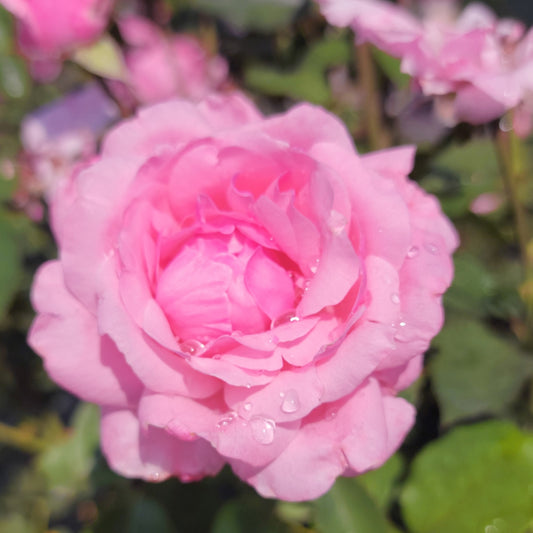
[127,498,175,533]
[357,454,403,511]
[0,6,14,54]
[420,138,501,218]
[245,37,350,104]
[443,252,496,316]
[313,477,390,533]
[371,47,409,88]
[37,403,100,512]
[212,497,289,533]
[194,0,305,32]
[0,54,30,99]
[401,421,533,533]
[431,318,533,425]
[71,35,126,80]
[0,212,24,320]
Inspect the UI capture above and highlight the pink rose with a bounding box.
[318,0,529,126]
[29,94,457,501]
[108,16,228,108]
[1,0,114,80]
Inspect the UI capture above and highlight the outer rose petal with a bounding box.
[101,408,224,481]
[28,261,142,407]
[237,379,414,501]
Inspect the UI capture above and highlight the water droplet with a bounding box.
[499,115,513,132]
[250,416,276,444]
[271,310,300,328]
[149,471,161,481]
[424,242,438,255]
[179,339,205,356]
[328,210,347,235]
[280,389,300,413]
[216,412,236,431]
[245,383,252,389]
[399,321,407,327]
[310,258,320,274]
[407,246,419,258]
[391,293,400,304]
[326,410,337,420]
[243,402,252,412]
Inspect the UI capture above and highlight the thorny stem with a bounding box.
[355,43,391,150]
[495,122,533,342]
[0,421,47,454]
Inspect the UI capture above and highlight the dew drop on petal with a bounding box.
[271,310,300,328]
[310,258,320,274]
[243,402,252,412]
[149,472,161,481]
[245,383,251,389]
[424,242,438,255]
[280,389,300,413]
[391,293,400,304]
[328,210,347,235]
[216,412,236,431]
[407,245,419,258]
[399,321,407,327]
[179,339,205,356]
[250,416,276,444]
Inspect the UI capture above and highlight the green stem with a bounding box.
[495,124,533,341]
[355,43,390,150]
[0,421,47,454]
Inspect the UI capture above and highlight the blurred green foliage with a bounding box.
[0,1,532,533]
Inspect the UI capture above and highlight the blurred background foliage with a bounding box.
[1,0,533,532]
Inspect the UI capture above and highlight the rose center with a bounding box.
[155,230,298,344]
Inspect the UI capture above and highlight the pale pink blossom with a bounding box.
[318,0,529,126]
[29,94,457,501]
[109,16,229,108]
[17,83,118,213]
[0,0,114,80]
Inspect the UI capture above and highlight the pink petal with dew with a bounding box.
[312,142,412,269]
[237,378,414,501]
[224,365,325,424]
[316,254,402,403]
[139,392,225,441]
[297,231,359,317]
[97,260,222,398]
[186,354,276,388]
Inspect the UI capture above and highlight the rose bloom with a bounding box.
[29,94,457,501]
[318,0,530,126]
[108,16,229,109]
[1,0,114,80]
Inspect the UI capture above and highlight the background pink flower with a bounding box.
[318,0,530,125]
[108,16,229,108]
[0,0,114,80]
[29,94,457,501]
